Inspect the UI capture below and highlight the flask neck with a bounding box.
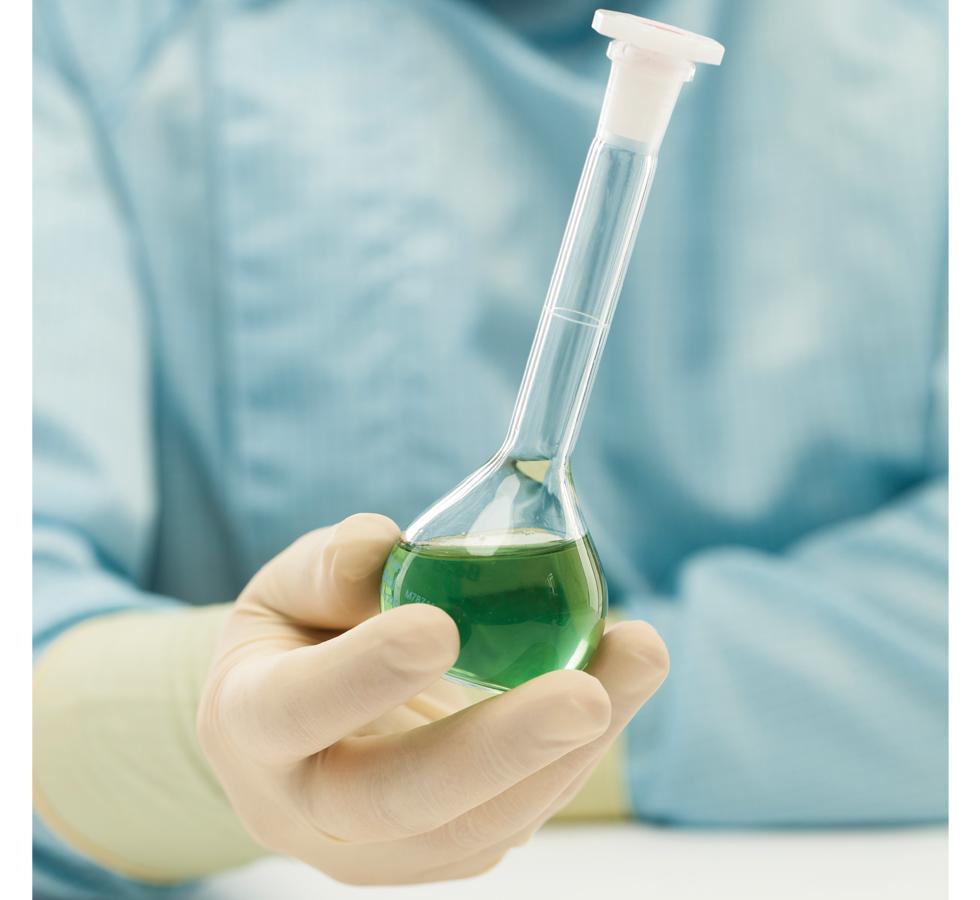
[502,136,657,463]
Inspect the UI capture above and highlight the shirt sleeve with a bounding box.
[33,2,175,656]
[622,470,947,825]
[33,10,188,898]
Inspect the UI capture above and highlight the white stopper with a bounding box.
[592,10,724,150]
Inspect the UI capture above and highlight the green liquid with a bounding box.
[380,531,607,692]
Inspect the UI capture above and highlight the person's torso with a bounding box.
[57,0,947,604]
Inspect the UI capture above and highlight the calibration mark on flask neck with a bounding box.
[549,307,610,329]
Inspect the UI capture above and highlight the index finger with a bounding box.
[212,602,460,767]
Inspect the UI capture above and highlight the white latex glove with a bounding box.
[197,513,668,885]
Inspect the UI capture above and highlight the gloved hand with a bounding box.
[197,513,668,885]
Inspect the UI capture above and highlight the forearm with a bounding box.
[621,479,948,825]
[33,603,265,883]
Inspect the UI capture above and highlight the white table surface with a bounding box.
[191,822,948,900]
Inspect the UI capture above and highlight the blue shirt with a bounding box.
[34,1,947,896]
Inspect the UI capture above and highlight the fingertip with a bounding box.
[589,619,670,695]
[330,513,402,582]
[536,666,608,695]
[337,512,402,543]
[376,603,461,676]
[562,670,613,732]
[615,620,669,676]
[527,669,612,736]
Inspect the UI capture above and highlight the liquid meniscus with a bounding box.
[380,530,607,692]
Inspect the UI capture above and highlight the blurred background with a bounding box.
[34,1,947,897]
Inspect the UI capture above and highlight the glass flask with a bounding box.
[381,11,724,692]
